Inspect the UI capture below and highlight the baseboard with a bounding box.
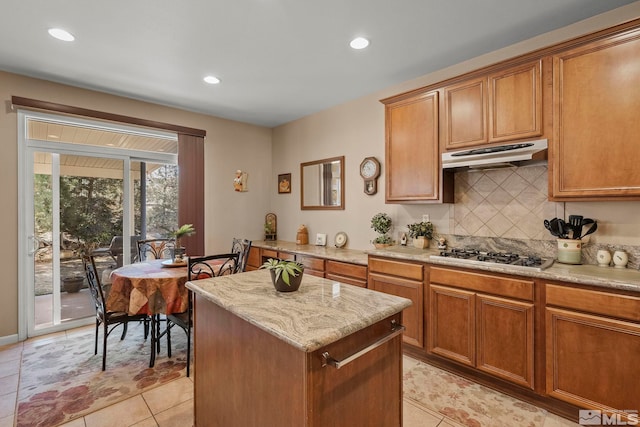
[0,334,19,346]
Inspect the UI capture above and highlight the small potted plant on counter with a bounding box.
[261,258,305,292]
[371,212,393,248]
[407,220,434,249]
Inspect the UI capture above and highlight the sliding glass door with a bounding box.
[19,111,178,338]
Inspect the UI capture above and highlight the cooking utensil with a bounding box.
[548,218,569,239]
[544,220,557,236]
[568,215,583,239]
[577,220,597,239]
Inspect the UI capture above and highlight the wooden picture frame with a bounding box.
[278,173,291,194]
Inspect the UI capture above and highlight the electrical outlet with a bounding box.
[422,214,430,222]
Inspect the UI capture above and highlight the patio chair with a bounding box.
[82,255,150,370]
[160,252,240,377]
[91,236,141,267]
[137,238,175,261]
[230,238,252,272]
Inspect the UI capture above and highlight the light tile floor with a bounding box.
[1,329,580,427]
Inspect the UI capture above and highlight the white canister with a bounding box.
[557,239,582,265]
[596,250,611,267]
[613,250,628,268]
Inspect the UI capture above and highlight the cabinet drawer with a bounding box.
[296,255,325,272]
[546,284,640,322]
[326,260,367,280]
[430,267,533,301]
[369,257,423,281]
[262,249,278,259]
[326,273,367,288]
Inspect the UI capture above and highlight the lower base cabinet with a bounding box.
[545,284,640,417]
[428,267,535,389]
[194,294,404,426]
[369,256,424,349]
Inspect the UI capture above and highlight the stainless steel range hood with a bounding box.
[442,139,548,170]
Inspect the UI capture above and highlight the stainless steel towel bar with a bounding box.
[321,320,405,369]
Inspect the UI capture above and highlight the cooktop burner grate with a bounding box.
[433,248,554,272]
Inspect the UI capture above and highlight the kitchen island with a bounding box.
[186,269,412,427]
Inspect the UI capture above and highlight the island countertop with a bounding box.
[186,269,412,352]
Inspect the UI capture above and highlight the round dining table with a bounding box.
[108,259,190,368]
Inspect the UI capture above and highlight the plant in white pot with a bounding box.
[407,220,434,249]
[371,213,393,248]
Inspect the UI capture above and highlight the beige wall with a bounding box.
[0,71,271,338]
[271,2,640,250]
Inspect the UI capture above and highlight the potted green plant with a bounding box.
[260,258,305,292]
[170,224,195,262]
[407,220,434,249]
[371,213,393,248]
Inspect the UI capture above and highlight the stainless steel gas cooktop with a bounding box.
[430,248,554,273]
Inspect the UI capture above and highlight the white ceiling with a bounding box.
[1,0,636,128]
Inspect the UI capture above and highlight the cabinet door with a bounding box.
[443,76,487,150]
[245,246,261,271]
[384,90,442,202]
[428,284,475,366]
[476,295,534,389]
[488,60,542,143]
[552,30,640,199]
[546,307,640,412]
[369,273,424,348]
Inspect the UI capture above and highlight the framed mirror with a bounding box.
[300,156,344,210]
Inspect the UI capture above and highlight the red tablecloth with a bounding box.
[108,260,189,315]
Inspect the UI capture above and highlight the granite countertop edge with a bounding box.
[253,241,640,293]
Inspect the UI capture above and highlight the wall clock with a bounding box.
[359,157,381,195]
[334,231,348,248]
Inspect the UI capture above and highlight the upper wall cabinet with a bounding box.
[443,60,543,151]
[381,90,453,203]
[551,28,640,200]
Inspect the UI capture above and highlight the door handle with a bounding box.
[28,235,39,256]
[321,320,405,369]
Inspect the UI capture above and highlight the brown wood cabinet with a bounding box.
[245,246,261,271]
[551,27,640,200]
[428,267,535,389]
[443,60,543,151]
[545,283,640,414]
[368,256,424,348]
[296,254,325,278]
[381,90,453,203]
[325,260,367,287]
[194,293,404,426]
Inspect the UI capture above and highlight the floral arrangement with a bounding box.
[371,213,392,245]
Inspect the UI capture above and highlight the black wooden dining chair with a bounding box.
[82,255,151,370]
[231,238,252,272]
[161,252,240,377]
[137,238,175,261]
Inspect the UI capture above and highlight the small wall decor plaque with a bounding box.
[234,170,248,192]
[278,173,291,194]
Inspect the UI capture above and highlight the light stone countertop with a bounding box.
[253,240,640,293]
[368,245,640,294]
[253,240,369,265]
[186,269,412,352]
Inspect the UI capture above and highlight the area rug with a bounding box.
[16,322,188,427]
[402,356,547,427]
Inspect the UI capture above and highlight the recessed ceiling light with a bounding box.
[350,37,369,50]
[48,28,75,42]
[203,75,221,85]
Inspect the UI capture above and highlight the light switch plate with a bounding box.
[315,233,327,246]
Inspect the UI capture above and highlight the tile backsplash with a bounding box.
[451,165,562,240]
